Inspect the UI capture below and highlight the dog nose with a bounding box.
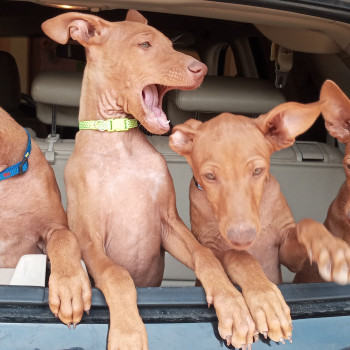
[226,227,257,249]
[188,61,207,75]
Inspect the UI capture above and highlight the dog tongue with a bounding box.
[143,85,159,109]
[143,85,169,128]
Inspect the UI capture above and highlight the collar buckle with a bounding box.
[18,156,29,174]
[110,118,128,132]
[94,120,108,132]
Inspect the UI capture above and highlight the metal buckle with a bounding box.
[94,120,108,132]
[18,157,28,174]
[275,67,289,89]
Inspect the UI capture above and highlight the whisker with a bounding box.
[171,33,184,44]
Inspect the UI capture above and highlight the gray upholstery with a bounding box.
[31,70,82,127]
[166,76,286,125]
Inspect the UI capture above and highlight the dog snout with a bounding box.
[188,61,208,76]
[226,226,257,250]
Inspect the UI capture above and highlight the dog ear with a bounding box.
[320,80,350,143]
[256,101,323,151]
[169,119,202,157]
[42,12,110,46]
[125,9,148,25]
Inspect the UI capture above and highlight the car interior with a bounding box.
[0,0,350,288]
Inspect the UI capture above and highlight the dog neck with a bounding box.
[78,67,131,122]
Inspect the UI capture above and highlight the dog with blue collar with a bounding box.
[0,108,91,329]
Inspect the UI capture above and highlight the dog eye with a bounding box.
[253,167,264,176]
[138,41,151,48]
[205,173,215,181]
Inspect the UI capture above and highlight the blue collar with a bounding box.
[0,128,31,181]
[193,176,203,191]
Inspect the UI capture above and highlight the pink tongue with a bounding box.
[143,85,159,109]
[143,85,169,127]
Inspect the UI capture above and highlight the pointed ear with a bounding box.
[41,12,110,46]
[256,101,323,151]
[320,80,350,143]
[125,9,148,24]
[169,119,202,157]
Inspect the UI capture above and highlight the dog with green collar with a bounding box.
[42,9,256,350]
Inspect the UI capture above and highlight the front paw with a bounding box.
[308,234,350,285]
[48,264,91,327]
[297,218,350,285]
[209,287,256,349]
[243,281,292,344]
[108,315,148,350]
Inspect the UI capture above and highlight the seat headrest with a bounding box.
[31,70,83,127]
[0,51,21,111]
[170,76,286,115]
[31,70,83,107]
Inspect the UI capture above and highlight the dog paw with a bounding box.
[298,219,350,285]
[48,265,91,327]
[242,281,292,343]
[108,316,148,350]
[310,237,350,285]
[209,288,256,348]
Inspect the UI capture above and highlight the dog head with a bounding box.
[42,10,207,134]
[170,102,323,249]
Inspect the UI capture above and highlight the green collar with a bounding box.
[79,118,138,132]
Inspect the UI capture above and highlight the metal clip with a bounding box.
[275,66,289,89]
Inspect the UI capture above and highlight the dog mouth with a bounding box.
[141,84,171,130]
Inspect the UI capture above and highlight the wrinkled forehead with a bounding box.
[109,20,169,43]
[193,116,271,163]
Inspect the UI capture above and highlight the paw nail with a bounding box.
[54,313,58,319]
[254,334,259,342]
[290,322,293,330]
[73,323,77,329]
[280,337,285,344]
[308,250,313,263]
[263,331,268,339]
[226,335,232,346]
[288,336,293,343]
[85,310,90,316]
[67,323,72,330]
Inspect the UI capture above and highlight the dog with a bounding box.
[0,108,91,327]
[169,98,350,342]
[294,80,350,283]
[42,9,258,350]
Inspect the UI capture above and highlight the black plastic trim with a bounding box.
[0,283,350,324]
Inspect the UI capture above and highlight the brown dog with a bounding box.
[295,80,350,283]
[169,99,350,343]
[42,10,258,350]
[0,108,91,326]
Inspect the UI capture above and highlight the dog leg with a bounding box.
[45,228,91,327]
[80,241,148,350]
[164,217,256,349]
[222,250,292,343]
